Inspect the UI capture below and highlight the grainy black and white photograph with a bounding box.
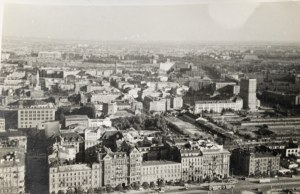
[0,0,300,193]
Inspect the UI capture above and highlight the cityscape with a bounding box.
[1,1,300,194]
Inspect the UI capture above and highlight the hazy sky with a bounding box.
[2,0,300,42]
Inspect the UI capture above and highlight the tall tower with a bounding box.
[114,61,118,74]
[35,70,41,90]
[240,78,257,111]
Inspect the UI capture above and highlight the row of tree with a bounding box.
[112,114,168,132]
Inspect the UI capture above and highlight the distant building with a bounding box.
[285,143,300,157]
[38,51,62,59]
[240,78,258,111]
[103,102,118,115]
[88,118,112,128]
[194,97,243,114]
[82,90,121,104]
[159,59,174,72]
[144,96,167,112]
[231,146,280,176]
[213,82,236,91]
[64,115,89,128]
[262,90,300,106]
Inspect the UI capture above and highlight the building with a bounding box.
[64,115,89,128]
[201,145,230,179]
[194,97,243,114]
[285,143,300,157]
[0,134,26,194]
[261,91,300,106]
[141,161,181,183]
[213,82,236,91]
[38,51,62,59]
[144,96,167,113]
[17,101,56,129]
[231,146,280,176]
[0,117,4,132]
[180,148,203,182]
[240,78,258,110]
[82,90,121,104]
[88,118,112,128]
[59,132,84,154]
[49,163,101,194]
[169,96,183,110]
[98,147,142,187]
[103,102,118,116]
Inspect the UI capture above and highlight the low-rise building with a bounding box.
[194,97,243,114]
[285,142,300,157]
[64,115,89,128]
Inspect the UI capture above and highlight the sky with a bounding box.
[1,0,300,42]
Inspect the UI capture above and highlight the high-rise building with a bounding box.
[240,78,257,110]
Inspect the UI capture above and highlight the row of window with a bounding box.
[20,110,53,113]
[52,171,92,177]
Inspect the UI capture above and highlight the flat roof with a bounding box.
[142,160,180,166]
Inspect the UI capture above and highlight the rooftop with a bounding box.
[142,160,180,166]
[0,148,25,167]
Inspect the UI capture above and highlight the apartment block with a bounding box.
[17,101,56,129]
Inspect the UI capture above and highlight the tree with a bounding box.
[157,179,165,188]
[150,181,156,189]
[87,187,94,194]
[115,184,123,192]
[66,189,75,194]
[58,190,65,194]
[179,179,184,186]
[194,132,201,139]
[106,184,113,193]
[133,182,140,190]
[142,182,150,190]
[75,187,84,194]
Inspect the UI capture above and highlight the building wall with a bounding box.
[240,79,257,110]
[202,150,230,178]
[144,97,167,112]
[248,156,280,176]
[231,149,280,176]
[286,147,300,157]
[65,118,89,128]
[181,154,203,182]
[49,164,101,194]
[18,107,56,129]
[141,162,181,183]
[0,165,25,194]
[0,118,5,132]
[194,99,243,114]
